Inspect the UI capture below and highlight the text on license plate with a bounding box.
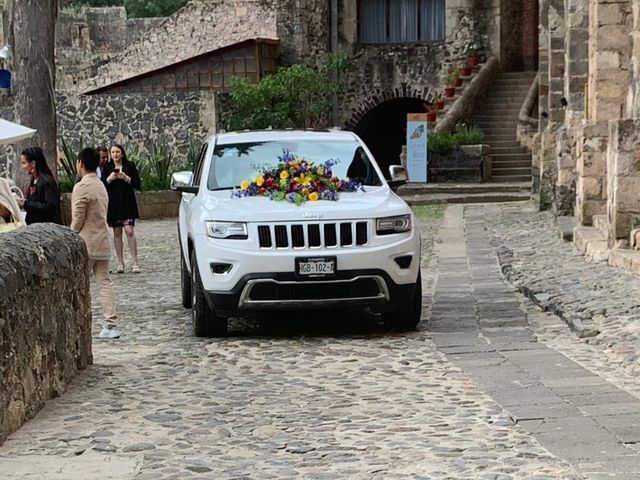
[297,258,335,275]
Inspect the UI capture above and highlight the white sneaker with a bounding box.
[98,327,121,339]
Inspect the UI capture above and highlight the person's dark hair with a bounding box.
[78,147,100,172]
[111,144,128,163]
[98,146,108,155]
[21,147,54,177]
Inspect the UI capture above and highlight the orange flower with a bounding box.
[240,180,250,190]
[280,170,289,180]
[309,192,319,201]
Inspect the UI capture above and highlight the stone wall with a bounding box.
[0,92,215,177]
[60,191,182,225]
[82,0,278,93]
[339,0,491,128]
[606,119,640,247]
[588,0,632,122]
[627,1,640,117]
[0,225,92,445]
[54,7,164,90]
[57,91,214,160]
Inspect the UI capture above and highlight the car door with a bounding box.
[180,142,208,263]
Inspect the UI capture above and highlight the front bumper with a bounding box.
[205,269,417,316]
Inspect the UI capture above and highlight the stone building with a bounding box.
[525,0,640,268]
[1,0,540,178]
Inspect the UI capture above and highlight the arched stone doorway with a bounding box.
[352,98,426,178]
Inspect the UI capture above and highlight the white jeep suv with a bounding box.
[172,130,421,337]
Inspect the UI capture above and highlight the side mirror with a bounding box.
[388,165,406,189]
[170,171,198,194]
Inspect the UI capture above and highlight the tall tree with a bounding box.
[8,0,58,189]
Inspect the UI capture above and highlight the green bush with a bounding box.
[59,138,83,193]
[453,125,484,145]
[223,54,352,131]
[428,125,484,155]
[428,131,457,155]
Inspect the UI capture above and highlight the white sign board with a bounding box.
[406,113,428,183]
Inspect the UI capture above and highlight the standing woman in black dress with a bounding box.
[18,147,62,225]
[102,144,141,273]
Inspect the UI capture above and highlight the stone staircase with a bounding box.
[473,71,538,182]
[398,182,531,205]
[573,213,640,273]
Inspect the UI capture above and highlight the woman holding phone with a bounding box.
[102,144,141,273]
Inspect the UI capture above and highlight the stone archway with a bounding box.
[352,97,427,178]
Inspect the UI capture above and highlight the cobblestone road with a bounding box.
[0,214,584,479]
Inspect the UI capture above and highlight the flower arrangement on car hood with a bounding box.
[232,151,364,205]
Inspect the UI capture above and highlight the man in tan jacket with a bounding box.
[71,147,121,339]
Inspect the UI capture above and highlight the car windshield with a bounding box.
[207,139,383,190]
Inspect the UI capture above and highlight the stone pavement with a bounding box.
[476,203,640,381]
[0,216,583,479]
[431,205,640,480]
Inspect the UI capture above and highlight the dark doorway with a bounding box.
[500,0,539,71]
[353,97,426,178]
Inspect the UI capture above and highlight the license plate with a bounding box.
[295,257,336,278]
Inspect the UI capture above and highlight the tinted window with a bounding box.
[207,139,383,190]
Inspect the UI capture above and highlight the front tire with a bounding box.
[181,254,192,309]
[382,272,422,331]
[190,251,228,337]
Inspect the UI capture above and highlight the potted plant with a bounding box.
[460,64,472,77]
[426,104,437,123]
[465,44,481,67]
[433,94,445,110]
[447,69,462,88]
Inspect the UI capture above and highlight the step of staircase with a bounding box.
[490,175,532,183]
[574,226,609,262]
[491,146,529,154]
[593,214,609,237]
[398,182,530,196]
[491,160,532,169]
[492,167,532,176]
[404,191,531,206]
[492,153,531,161]
[486,141,523,148]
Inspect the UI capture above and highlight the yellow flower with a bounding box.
[256,176,265,187]
[309,192,319,201]
[280,170,289,180]
[302,188,309,196]
[296,173,312,186]
[240,180,250,190]
[317,167,325,176]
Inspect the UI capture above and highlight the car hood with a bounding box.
[200,186,410,222]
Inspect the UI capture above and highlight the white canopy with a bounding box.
[0,119,36,145]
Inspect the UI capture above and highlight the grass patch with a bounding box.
[412,205,447,219]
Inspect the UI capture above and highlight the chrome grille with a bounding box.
[257,222,368,249]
